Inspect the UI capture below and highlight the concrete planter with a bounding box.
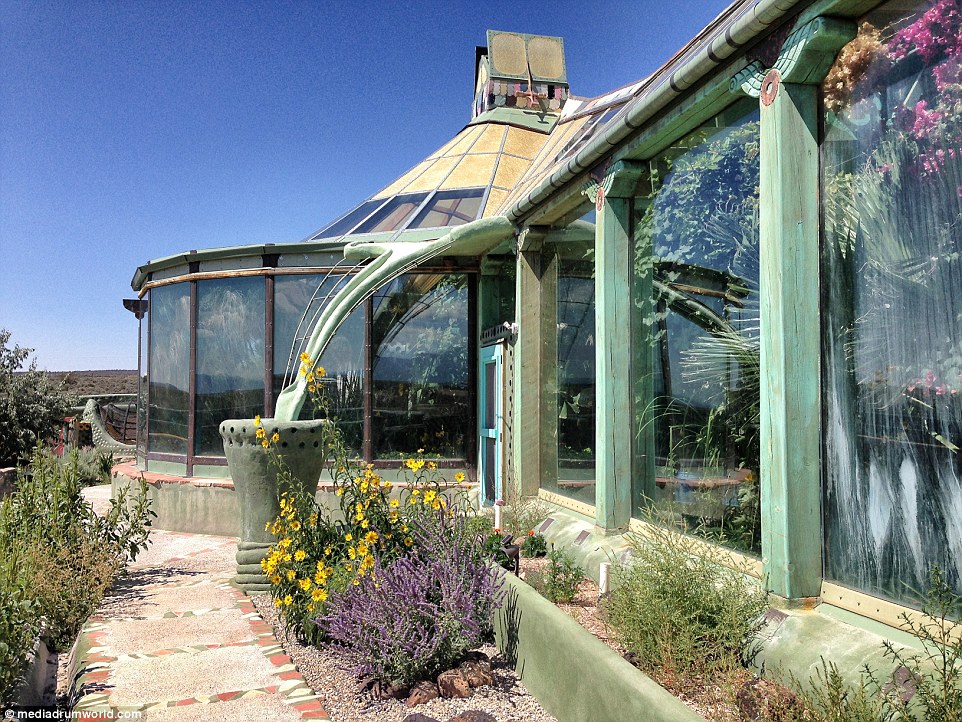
[220,418,327,592]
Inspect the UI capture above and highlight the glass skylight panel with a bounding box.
[408,189,485,230]
[352,193,429,234]
[311,199,387,240]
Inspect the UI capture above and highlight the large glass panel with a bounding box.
[822,0,962,603]
[310,199,386,240]
[408,189,484,229]
[273,274,365,453]
[371,273,470,458]
[631,98,761,555]
[194,277,265,456]
[554,257,596,506]
[352,193,429,235]
[148,284,190,455]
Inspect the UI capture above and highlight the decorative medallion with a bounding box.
[761,69,781,106]
[595,186,606,211]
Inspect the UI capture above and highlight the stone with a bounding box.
[406,680,440,707]
[459,650,490,665]
[458,660,494,688]
[437,669,472,699]
[446,712,498,722]
[401,714,442,722]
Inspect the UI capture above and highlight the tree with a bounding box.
[0,329,75,467]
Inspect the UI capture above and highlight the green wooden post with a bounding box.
[734,17,855,599]
[585,161,645,532]
[513,227,551,498]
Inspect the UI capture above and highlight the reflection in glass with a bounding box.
[137,312,147,462]
[311,199,386,240]
[408,189,484,229]
[822,0,962,603]
[273,274,365,453]
[371,274,469,458]
[353,193,429,234]
[194,278,265,456]
[555,260,596,506]
[631,98,761,555]
[148,284,190,455]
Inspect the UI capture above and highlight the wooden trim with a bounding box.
[628,517,764,579]
[467,274,478,467]
[820,581,962,642]
[538,489,596,519]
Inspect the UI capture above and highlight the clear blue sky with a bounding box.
[1,0,728,371]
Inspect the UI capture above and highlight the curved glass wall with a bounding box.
[631,97,761,555]
[822,0,962,603]
[273,274,365,453]
[371,273,470,459]
[194,277,265,456]
[147,284,191,455]
[139,266,476,474]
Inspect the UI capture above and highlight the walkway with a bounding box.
[71,487,330,721]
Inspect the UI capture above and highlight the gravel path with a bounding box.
[252,595,557,722]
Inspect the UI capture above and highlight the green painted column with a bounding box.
[734,17,855,599]
[585,161,645,532]
[513,227,551,498]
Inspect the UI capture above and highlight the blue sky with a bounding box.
[1,0,728,370]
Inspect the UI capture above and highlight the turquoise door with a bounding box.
[478,343,503,504]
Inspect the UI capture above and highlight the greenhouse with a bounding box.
[123,0,962,674]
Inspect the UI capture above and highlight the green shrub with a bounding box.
[42,447,114,487]
[520,531,547,558]
[601,512,768,680]
[0,330,75,468]
[0,446,154,703]
[543,548,585,604]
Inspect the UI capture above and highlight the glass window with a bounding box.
[310,199,386,240]
[148,284,191,455]
[273,274,365,453]
[822,0,962,604]
[371,273,470,458]
[352,193,429,234]
[631,98,761,555]
[408,189,485,229]
[137,312,147,463]
[553,258,597,506]
[194,277,265,456]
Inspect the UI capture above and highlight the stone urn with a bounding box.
[220,418,327,592]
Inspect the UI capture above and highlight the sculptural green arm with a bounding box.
[273,216,515,422]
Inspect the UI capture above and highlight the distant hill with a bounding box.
[47,370,139,397]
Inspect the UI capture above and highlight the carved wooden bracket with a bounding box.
[581,159,646,209]
[730,16,856,98]
[516,225,551,253]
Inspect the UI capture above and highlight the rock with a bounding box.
[402,714,442,722]
[446,712,498,722]
[437,668,472,698]
[406,680,441,707]
[459,650,490,665]
[458,660,495,688]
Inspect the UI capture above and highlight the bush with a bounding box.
[601,512,768,681]
[0,330,75,468]
[521,531,547,558]
[0,447,154,702]
[318,513,504,689]
[543,548,585,603]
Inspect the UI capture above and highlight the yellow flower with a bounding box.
[283,595,293,606]
[256,426,266,440]
[423,490,437,504]
[294,549,306,561]
[298,577,312,591]
[300,352,312,364]
[254,415,262,426]
[270,574,281,585]
[432,501,441,511]
[417,448,424,454]
[274,598,283,607]
[344,533,353,542]
[261,439,270,448]
[360,519,369,529]
[364,531,378,544]
[427,461,437,471]
[308,384,316,393]
[311,588,328,602]
[357,542,369,556]
[454,472,466,483]
[271,432,280,443]
[335,488,344,496]
[316,366,326,377]
[306,371,314,383]
[286,570,296,581]
[290,520,302,532]
[389,498,399,509]
[279,538,292,548]
[264,521,271,531]
[324,546,332,556]
[404,536,414,547]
